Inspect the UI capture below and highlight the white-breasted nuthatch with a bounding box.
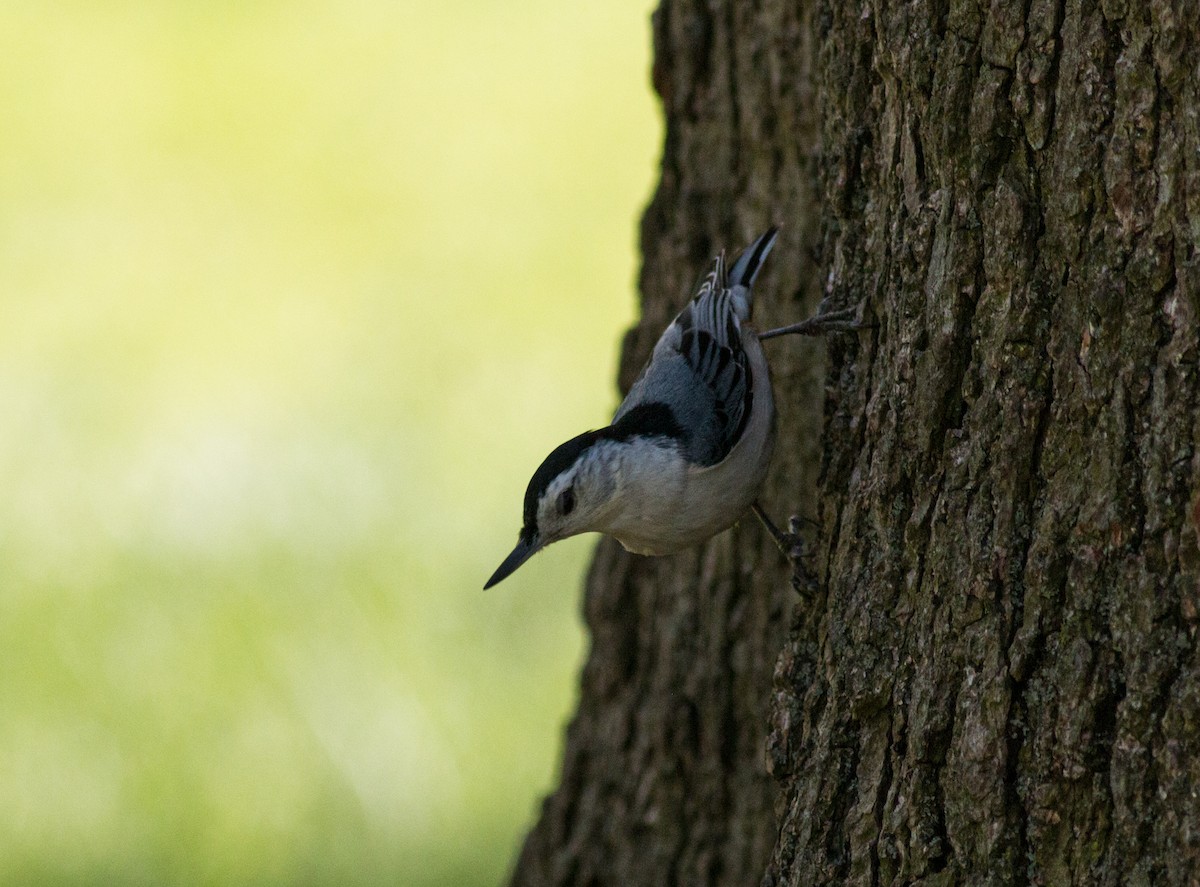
[485,227,861,589]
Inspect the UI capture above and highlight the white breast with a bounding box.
[604,330,777,556]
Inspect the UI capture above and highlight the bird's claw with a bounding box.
[758,307,874,341]
[782,516,819,597]
[752,505,819,596]
[783,516,810,561]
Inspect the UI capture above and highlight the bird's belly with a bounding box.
[610,343,776,556]
[612,450,772,555]
[604,328,772,559]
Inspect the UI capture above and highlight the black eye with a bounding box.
[557,487,576,516]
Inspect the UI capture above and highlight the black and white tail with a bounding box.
[728,226,780,289]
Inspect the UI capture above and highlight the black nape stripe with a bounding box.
[607,402,685,444]
[522,428,603,535]
[520,402,685,536]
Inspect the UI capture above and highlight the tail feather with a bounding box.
[727,226,780,288]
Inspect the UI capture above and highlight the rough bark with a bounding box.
[510,1,1200,886]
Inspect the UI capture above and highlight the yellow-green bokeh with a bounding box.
[0,3,658,884]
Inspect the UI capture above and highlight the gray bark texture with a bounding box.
[509,1,1200,885]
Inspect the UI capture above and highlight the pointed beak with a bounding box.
[484,532,540,589]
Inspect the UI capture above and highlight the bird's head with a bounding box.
[484,430,617,589]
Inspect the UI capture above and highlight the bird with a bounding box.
[484,227,861,590]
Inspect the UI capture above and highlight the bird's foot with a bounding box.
[751,505,818,595]
[758,307,871,341]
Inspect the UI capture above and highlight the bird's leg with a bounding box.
[751,503,809,559]
[751,503,818,595]
[758,307,867,341]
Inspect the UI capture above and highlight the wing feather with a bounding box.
[614,229,777,467]
[615,262,751,466]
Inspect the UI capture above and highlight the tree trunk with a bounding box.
[510,1,1200,885]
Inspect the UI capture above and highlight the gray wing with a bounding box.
[614,257,754,467]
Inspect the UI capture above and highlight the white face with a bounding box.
[485,438,619,590]
[535,464,601,545]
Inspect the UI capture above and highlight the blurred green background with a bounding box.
[0,2,658,884]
